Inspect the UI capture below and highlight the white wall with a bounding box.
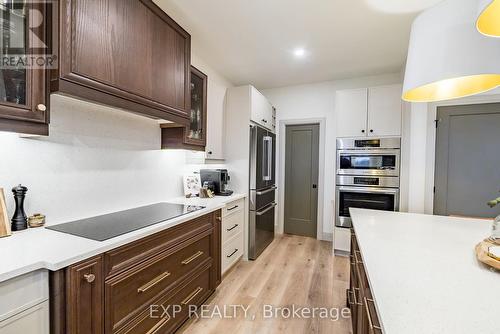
[0,94,188,224]
[262,73,402,240]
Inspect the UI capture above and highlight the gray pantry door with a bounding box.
[434,103,500,218]
[284,124,319,237]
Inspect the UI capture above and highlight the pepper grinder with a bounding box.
[11,184,28,231]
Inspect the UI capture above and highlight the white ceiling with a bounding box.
[154,0,443,89]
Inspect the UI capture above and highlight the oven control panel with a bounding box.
[336,175,400,188]
[354,177,379,185]
[354,139,380,147]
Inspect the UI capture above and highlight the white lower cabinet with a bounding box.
[221,198,245,275]
[0,301,49,334]
[222,232,244,274]
[334,227,351,253]
[0,270,49,334]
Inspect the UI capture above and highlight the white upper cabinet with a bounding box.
[336,84,402,138]
[205,98,225,160]
[250,87,275,132]
[367,84,402,137]
[336,88,368,137]
[205,81,227,160]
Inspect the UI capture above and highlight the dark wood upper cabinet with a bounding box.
[0,1,50,135]
[161,65,207,150]
[51,0,191,125]
[186,66,208,146]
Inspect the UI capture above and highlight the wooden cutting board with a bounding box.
[475,238,500,270]
[0,188,11,238]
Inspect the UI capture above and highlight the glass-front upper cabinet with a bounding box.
[1,1,26,105]
[0,0,49,135]
[186,66,207,146]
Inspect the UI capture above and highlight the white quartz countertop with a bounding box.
[350,208,499,334]
[0,193,246,283]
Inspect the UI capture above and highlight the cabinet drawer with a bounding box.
[116,264,213,334]
[0,270,48,322]
[104,213,214,278]
[354,250,369,290]
[0,301,49,334]
[222,199,244,217]
[222,210,243,243]
[105,231,213,332]
[222,233,243,274]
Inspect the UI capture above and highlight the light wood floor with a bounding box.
[179,234,352,334]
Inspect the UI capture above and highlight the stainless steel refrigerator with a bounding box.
[249,124,276,260]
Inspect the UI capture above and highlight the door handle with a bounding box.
[256,186,277,195]
[226,249,239,258]
[226,224,239,232]
[263,136,272,181]
[312,184,317,189]
[255,202,277,216]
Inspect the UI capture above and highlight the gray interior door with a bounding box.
[284,124,319,237]
[434,103,500,218]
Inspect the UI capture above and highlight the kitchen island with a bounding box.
[350,208,499,334]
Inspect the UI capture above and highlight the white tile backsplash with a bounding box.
[0,94,224,225]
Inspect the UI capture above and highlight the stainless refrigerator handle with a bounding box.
[256,186,277,195]
[268,136,273,181]
[262,136,273,181]
[255,202,277,216]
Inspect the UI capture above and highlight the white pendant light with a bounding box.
[403,0,500,102]
[477,0,500,37]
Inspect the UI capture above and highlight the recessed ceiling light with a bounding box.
[293,48,306,58]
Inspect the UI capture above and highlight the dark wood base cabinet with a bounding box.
[50,211,221,334]
[347,229,383,334]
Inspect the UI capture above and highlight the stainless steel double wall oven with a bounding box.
[249,124,276,260]
[336,138,401,228]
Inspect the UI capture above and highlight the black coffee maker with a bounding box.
[200,169,233,196]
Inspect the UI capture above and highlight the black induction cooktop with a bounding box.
[46,203,204,241]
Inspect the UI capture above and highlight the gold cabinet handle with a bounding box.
[36,104,47,112]
[347,289,355,306]
[181,251,203,265]
[352,287,362,306]
[181,287,203,305]
[354,250,363,264]
[137,271,171,293]
[83,274,95,283]
[146,316,171,334]
[364,297,383,332]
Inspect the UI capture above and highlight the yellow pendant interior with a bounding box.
[402,74,500,102]
[477,0,500,37]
